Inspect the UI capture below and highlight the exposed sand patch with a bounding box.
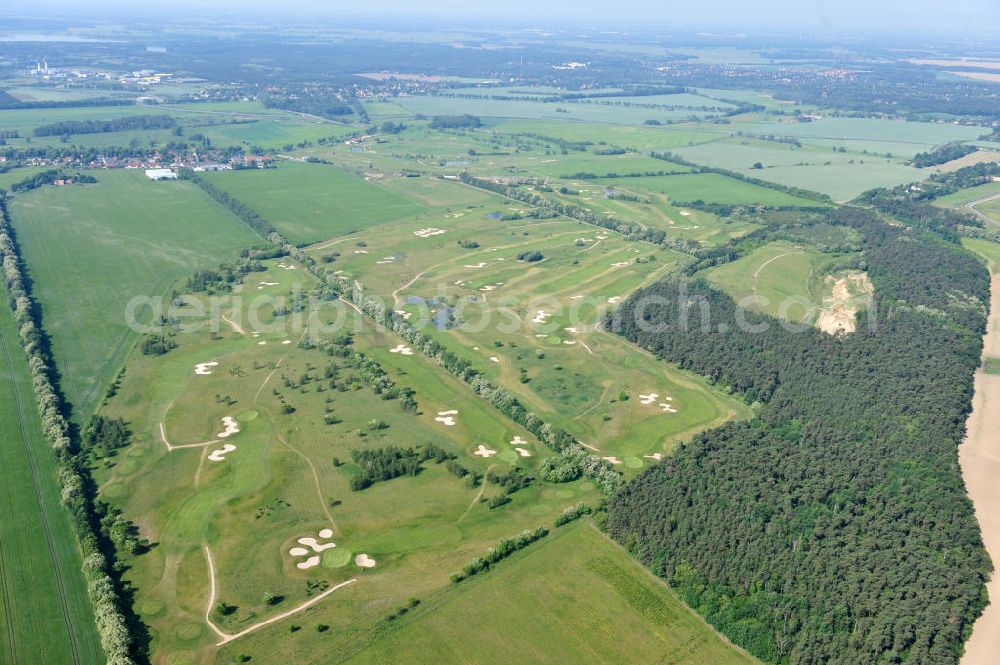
[639,393,658,405]
[297,556,321,570]
[414,227,446,238]
[531,309,549,324]
[465,262,488,268]
[816,271,873,336]
[489,356,500,363]
[960,273,1000,665]
[473,444,497,458]
[603,456,623,465]
[194,361,219,375]
[207,444,236,462]
[435,410,458,426]
[510,436,527,446]
[216,416,240,438]
[644,453,663,461]
[355,554,376,568]
[389,343,414,355]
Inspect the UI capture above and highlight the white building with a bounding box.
[145,168,177,181]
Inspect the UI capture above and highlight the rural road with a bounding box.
[965,193,1000,231]
[959,269,1000,665]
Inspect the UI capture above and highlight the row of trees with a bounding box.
[450,527,549,583]
[0,197,136,664]
[33,114,176,137]
[605,204,991,663]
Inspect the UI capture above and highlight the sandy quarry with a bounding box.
[194,361,219,375]
[216,416,239,438]
[959,273,1000,665]
[816,271,873,335]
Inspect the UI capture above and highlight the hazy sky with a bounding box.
[7,0,1000,36]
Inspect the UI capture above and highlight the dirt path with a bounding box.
[965,194,1000,231]
[751,250,804,302]
[960,272,1000,665]
[458,464,494,522]
[220,311,245,335]
[157,423,219,451]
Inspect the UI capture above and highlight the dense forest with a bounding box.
[910,142,977,168]
[605,205,991,664]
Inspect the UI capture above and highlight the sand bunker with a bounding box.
[639,393,658,404]
[319,528,333,539]
[298,537,336,553]
[531,310,549,324]
[353,249,369,254]
[644,453,664,461]
[510,436,527,446]
[257,281,279,290]
[679,210,691,217]
[414,227,446,238]
[489,356,500,363]
[297,556,321,570]
[465,262,488,268]
[480,284,498,292]
[282,339,292,345]
[394,310,413,320]
[515,448,532,457]
[276,262,297,270]
[564,327,579,333]
[611,262,630,268]
[435,410,458,426]
[607,296,622,304]
[208,444,236,462]
[659,403,678,413]
[355,554,376,568]
[390,344,414,356]
[563,340,576,345]
[289,547,310,557]
[473,444,498,458]
[216,416,240,438]
[258,341,267,346]
[194,361,219,375]
[603,456,623,465]
[570,295,583,300]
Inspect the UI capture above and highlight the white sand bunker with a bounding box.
[282,339,292,345]
[534,334,548,339]
[319,528,333,539]
[659,403,678,413]
[510,436,527,446]
[414,227,446,238]
[639,393,659,404]
[194,361,219,375]
[574,237,593,243]
[489,356,500,363]
[679,210,691,217]
[394,310,413,320]
[390,343,414,356]
[258,341,267,346]
[465,262,488,268]
[216,416,240,438]
[298,537,336,553]
[603,456,623,465]
[297,556,321,570]
[257,281,279,290]
[353,249,369,254]
[515,448,532,457]
[563,340,577,345]
[611,262,630,267]
[480,284,498,292]
[596,234,609,240]
[435,410,458,426]
[376,256,397,264]
[474,444,497,458]
[644,453,664,461]
[564,327,579,333]
[289,547,310,557]
[355,554,376,568]
[570,295,583,300]
[208,444,236,462]
[276,262,297,270]
[531,310,549,324]
[607,296,623,304]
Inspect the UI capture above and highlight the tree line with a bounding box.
[33,114,176,137]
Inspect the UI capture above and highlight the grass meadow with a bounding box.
[8,169,258,418]
[202,162,428,245]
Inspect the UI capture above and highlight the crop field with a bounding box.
[8,169,259,418]
[202,162,428,245]
[601,172,821,206]
[0,296,104,665]
[344,523,758,665]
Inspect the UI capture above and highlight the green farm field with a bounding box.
[202,162,428,245]
[0,295,104,665]
[8,169,259,418]
[345,523,758,665]
[602,172,821,206]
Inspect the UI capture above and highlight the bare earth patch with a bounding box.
[816,271,873,336]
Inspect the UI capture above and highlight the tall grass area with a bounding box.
[202,162,428,245]
[8,169,258,418]
[0,297,104,665]
[344,523,758,664]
